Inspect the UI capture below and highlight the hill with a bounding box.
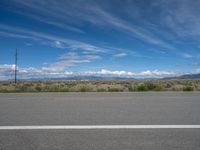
[163,73,200,80]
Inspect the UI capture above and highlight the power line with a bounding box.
[14,49,18,83]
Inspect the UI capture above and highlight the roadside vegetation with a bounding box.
[0,80,199,93]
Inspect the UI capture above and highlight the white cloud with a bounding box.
[25,43,32,46]
[87,7,174,50]
[182,53,193,58]
[1,1,175,50]
[192,62,200,66]
[87,69,175,78]
[53,41,64,49]
[181,53,200,58]
[157,0,200,41]
[0,24,107,53]
[0,64,16,74]
[3,1,85,34]
[138,70,175,78]
[0,64,176,80]
[86,69,136,77]
[114,53,127,57]
[192,69,200,74]
[49,52,102,71]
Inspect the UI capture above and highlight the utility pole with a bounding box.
[14,48,18,83]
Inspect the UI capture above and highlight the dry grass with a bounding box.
[0,80,200,92]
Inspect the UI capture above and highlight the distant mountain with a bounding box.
[10,73,200,81]
[163,73,200,80]
[21,76,136,81]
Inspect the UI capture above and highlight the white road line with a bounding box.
[0,125,200,130]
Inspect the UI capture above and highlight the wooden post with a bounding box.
[15,49,18,83]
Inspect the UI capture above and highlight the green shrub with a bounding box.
[59,88,70,92]
[97,88,107,92]
[165,83,172,88]
[137,84,147,91]
[79,85,92,92]
[154,85,163,91]
[144,81,156,90]
[108,87,122,92]
[35,86,42,92]
[0,89,9,93]
[183,86,194,91]
[128,85,135,91]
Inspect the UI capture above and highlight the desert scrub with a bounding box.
[136,84,147,91]
[107,86,123,92]
[183,86,194,91]
[171,85,183,91]
[58,88,70,92]
[108,87,121,92]
[0,80,200,92]
[153,85,163,91]
[77,84,93,92]
[165,82,172,88]
[97,88,107,92]
[35,86,42,92]
[128,85,135,91]
[144,81,156,90]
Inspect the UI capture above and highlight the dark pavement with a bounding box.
[0,92,200,150]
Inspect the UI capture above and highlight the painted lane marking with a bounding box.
[0,125,200,130]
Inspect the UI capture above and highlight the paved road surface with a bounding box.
[0,92,200,149]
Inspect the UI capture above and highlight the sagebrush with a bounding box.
[0,80,199,92]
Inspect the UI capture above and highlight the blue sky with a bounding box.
[0,0,200,79]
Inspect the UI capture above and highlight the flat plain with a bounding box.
[0,80,200,92]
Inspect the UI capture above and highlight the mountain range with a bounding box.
[163,73,200,80]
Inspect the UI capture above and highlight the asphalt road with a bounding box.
[0,92,200,149]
